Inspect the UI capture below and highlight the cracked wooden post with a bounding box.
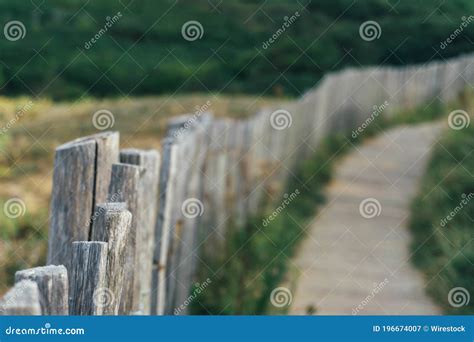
[47,132,119,273]
[69,241,108,315]
[120,149,160,315]
[108,163,141,314]
[15,265,68,315]
[91,202,132,315]
[0,280,42,315]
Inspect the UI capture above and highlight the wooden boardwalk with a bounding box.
[290,122,442,315]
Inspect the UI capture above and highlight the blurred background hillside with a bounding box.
[0,0,473,99]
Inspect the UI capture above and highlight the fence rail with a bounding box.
[1,53,473,315]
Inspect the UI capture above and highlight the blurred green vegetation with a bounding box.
[191,97,467,315]
[191,133,352,314]
[409,105,474,314]
[0,0,473,100]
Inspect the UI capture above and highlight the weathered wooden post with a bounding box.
[120,149,160,315]
[108,163,141,314]
[15,265,68,315]
[91,203,132,315]
[47,132,119,273]
[152,138,179,315]
[69,241,108,315]
[0,280,42,315]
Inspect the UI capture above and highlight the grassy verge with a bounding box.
[192,133,351,314]
[191,98,449,314]
[408,109,473,314]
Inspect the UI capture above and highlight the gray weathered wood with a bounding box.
[47,140,96,272]
[47,132,119,273]
[108,163,141,314]
[15,265,68,315]
[91,203,132,315]
[0,280,41,315]
[120,149,160,315]
[152,138,179,315]
[69,241,108,315]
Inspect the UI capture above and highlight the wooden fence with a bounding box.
[1,53,473,315]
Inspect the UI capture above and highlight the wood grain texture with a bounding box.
[120,149,160,315]
[108,163,141,314]
[47,140,96,272]
[172,119,210,314]
[15,265,68,315]
[0,280,42,315]
[91,203,132,315]
[152,138,179,315]
[69,241,108,315]
[47,132,119,273]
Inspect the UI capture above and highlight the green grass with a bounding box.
[408,109,474,314]
[191,97,462,315]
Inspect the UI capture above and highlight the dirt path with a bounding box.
[290,122,442,315]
